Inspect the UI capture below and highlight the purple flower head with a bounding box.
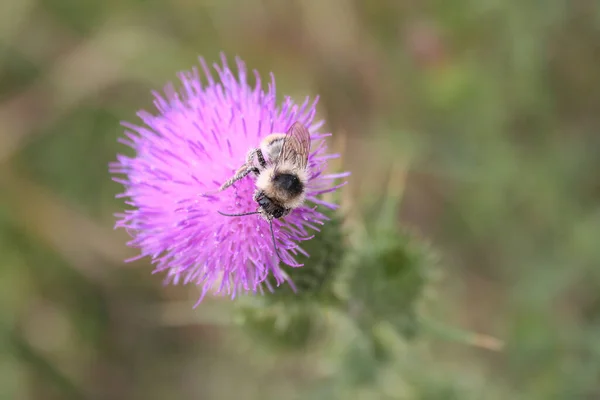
[110,54,349,304]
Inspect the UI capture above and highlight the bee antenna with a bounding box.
[217,210,286,265]
[268,219,285,264]
[217,210,260,217]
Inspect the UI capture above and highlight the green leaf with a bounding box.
[348,219,438,340]
[235,300,328,352]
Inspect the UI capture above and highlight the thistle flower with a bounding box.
[110,54,348,304]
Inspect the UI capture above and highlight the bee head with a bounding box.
[256,192,285,219]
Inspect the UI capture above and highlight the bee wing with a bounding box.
[275,122,311,171]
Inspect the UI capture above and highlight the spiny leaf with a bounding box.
[348,222,438,340]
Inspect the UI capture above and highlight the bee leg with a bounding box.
[216,148,264,192]
[218,165,259,192]
[246,148,258,164]
[245,148,267,171]
[255,149,267,168]
[211,148,266,194]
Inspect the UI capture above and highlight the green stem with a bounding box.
[420,316,504,351]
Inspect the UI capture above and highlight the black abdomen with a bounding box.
[272,173,303,197]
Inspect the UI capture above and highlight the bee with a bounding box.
[213,121,312,263]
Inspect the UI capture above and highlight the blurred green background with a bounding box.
[2,0,600,399]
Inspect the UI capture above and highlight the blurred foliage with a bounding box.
[2,0,600,399]
[347,203,437,341]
